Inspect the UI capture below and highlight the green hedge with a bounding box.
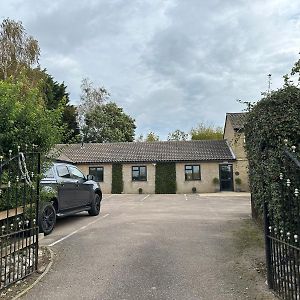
[244,84,300,232]
[155,162,176,194]
[111,163,123,194]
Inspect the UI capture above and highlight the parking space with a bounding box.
[24,193,274,300]
[41,193,251,248]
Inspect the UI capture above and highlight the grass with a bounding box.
[233,218,264,253]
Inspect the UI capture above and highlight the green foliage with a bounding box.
[145,132,159,142]
[167,129,188,141]
[190,123,223,140]
[42,72,80,142]
[0,80,64,154]
[212,177,219,185]
[244,84,300,232]
[83,102,136,143]
[235,178,242,185]
[0,18,40,81]
[155,163,176,194]
[111,163,123,194]
[78,78,110,130]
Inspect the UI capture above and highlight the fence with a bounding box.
[0,147,40,290]
[264,141,300,299]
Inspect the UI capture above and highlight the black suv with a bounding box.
[39,163,102,235]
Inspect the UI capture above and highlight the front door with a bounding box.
[219,164,234,191]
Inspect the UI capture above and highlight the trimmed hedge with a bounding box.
[155,162,176,194]
[111,163,123,194]
[244,84,300,232]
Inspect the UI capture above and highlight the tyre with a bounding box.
[88,194,101,216]
[38,202,56,235]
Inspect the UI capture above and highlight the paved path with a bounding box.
[22,193,272,300]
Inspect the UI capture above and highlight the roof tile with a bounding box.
[55,140,235,164]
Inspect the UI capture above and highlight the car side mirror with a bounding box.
[87,174,95,181]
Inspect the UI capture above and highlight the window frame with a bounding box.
[185,165,201,181]
[89,166,104,182]
[132,166,147,181]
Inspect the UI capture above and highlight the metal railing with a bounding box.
[0,147,40,290]
[264,142,300,299]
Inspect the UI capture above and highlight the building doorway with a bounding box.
[219,164,234,191]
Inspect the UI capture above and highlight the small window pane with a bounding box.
[140,167,146,176]
[89,167,103,182]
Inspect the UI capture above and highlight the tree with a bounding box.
[42,72,80,142]
[145,132,160,142]
[82,102,136,143]
[0,80,64,154]
[78,78,110,128]
[0,18,40,80]
[167,129,188,141]
[190,123,223,140]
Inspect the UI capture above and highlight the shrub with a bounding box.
[235,178,242,185]
[212,177,219,185]
[111,163,123,193]
[155,162,176,194]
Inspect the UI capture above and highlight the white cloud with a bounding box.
[0,0,300,139]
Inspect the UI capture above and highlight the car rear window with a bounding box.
[56,165,70,178]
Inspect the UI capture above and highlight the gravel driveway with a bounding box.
[22,193,276,300]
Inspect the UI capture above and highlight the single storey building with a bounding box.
[54,139,245,194]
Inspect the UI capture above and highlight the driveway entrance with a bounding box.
[22,193,274,300]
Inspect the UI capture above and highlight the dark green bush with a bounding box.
[111,163,123,194]
[155,162,176,194]
[245,84,300,232]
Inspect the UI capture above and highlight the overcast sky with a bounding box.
[1,0,300,139]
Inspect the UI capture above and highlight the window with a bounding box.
[185,165,201,181]
[89,167,104,182]
[56,165,70,178]
[44,168,54,178]
[132,166,147,181]
[68,166,86,181]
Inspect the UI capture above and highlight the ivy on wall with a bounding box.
[244,84,300,231]
[155,162,176,194]
[111,163,123,194]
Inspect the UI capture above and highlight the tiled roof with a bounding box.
[226,113,247,130]
[54,140,235,164]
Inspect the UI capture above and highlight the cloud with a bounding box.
[0,0,300,139]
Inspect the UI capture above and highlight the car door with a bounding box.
[67,166,94,207]
[56,164,79,211]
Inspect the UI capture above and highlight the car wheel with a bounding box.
[88,194,101,216]
[39,202,56,235]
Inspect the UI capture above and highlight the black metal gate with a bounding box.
[0,147,40,290]
[264,141,300,299]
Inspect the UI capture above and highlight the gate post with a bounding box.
[263,199,273,289]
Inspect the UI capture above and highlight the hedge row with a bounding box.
[244,84,300,232]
